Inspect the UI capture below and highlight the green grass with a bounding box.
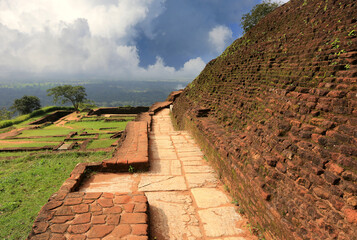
[0,152,32,159]
[13,116,48,129]
[28,137,65,142]
[98,133,114,139]
[65,120,128,131]
[87,139,117,149]
[5,137,65,142]
[0,151,112,239]
[0,106,74,129]
[0,127,15,134]
[0,110,132,238]
[0,141,59,149]
[19,125,74,137]
[71,134,95,139]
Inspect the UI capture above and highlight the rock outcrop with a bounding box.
[172,0,357,239]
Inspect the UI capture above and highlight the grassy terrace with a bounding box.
[0,151,112,239]
[0,109,134,239]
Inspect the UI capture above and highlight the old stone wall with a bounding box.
[30,111,74,125]
[172,0,357,239]
[88,107,149,116]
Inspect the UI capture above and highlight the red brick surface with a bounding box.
[103,121,149,171]
[172,0,357,238]
[148,101,172,115]
[29,116,151,240]
[28,192,148,239]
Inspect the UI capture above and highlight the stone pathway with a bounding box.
[81,109,255,240]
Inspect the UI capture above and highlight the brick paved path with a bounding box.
[30,192,148,239]
[81,109,255,240]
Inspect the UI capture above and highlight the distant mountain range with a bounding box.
[0,80,189,109]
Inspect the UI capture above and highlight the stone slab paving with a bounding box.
[80,108,256,240]
[58,143,72,151]
[80,173,137,193]
[144,109,255,240]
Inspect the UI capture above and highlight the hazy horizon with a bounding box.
[0,80,190,109]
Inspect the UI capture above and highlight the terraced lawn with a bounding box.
[0,151,113,239]
[18,126,73,137]
[65,120,128,132]
[87,139,117,149]
[0,110,135,238]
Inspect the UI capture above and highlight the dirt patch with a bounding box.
[0,140,34,144]
[0,128,26,140]
[55,112,82,126]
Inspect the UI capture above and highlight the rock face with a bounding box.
[172,0,357,239]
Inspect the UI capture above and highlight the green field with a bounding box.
[0,151,113,239]
[65,120,128,131]
[0,141,58,148]
[18,126,74,137]
[87,139,117,149]
[0,108,133,239]
[1,112,130,150]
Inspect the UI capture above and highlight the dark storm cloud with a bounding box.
[136,0,257,68]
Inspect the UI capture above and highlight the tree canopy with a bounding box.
[11,95,41,115]
[240,0,281,33]
[47,85,88,111]
[0,107,13,120]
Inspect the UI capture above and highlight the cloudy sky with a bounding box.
[0,0,288,82]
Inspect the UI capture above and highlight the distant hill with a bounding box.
[0,80,188,109]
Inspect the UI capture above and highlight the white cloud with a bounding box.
[0,0,206,81]
[208,25,233,53]
[179,57,206,77]
[131,56,205,81]
[266,0,290,4]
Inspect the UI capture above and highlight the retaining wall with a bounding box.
[88,107,149,116]
[172,0,357,239]
[30,111,74,125]
[28,117,151,239]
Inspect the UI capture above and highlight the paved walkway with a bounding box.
[81,109,255,240]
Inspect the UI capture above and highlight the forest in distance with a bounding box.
[0,80,188,109]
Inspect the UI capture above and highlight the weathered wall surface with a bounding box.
[30,111,74,125]
[172,0,357,239]
[88,107,149,116]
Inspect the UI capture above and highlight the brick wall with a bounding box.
[88,107,149,116]
[172,0,357,239]
[30,111,74,125]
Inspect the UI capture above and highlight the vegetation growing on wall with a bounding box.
[240,0,281,33]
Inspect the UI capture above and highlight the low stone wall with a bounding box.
[148,101,172,115]
[88,107,149,116]
[0,146,54,152]
[103,121,149,172]
[30,111,74,125]
[165,90,183,102]
[29,116,151,239]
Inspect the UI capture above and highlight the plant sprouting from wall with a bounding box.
[240,0,281,33]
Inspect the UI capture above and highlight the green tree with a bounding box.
[47,85,88,111]
[78,100,97,111]
[11,95,41,115]
[0,107,14,120]
[240,0,281,33]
